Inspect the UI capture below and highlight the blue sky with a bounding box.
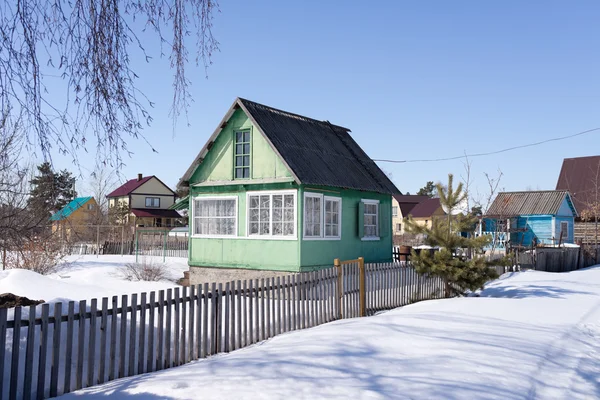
[49,0,600,204]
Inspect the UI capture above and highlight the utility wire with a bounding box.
[373,127,600,164]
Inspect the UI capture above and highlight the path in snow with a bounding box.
[57,267,600,399]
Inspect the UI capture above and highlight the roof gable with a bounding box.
[179,98,400,195]
[486,190,576,217]
[108,176,175,198]
[556,156,600,213]
[408,198,443,218]
[50,197,93,221]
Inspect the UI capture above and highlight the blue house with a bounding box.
[482,190,578,248]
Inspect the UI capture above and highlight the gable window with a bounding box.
[362,199,379,239]
[304,192,342,239]
[560,221,569,239]
[193,197,237,236]
[87,203,95,210]
[392,206,398,217]
[248,191,296,238]
[234,130,251,179]
[146,197,160,208]
[396,223,402,232]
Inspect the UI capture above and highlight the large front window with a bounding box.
[193,197,237,236]
[234,130,251,179]
[304,192,341,239]
[248,191,296,237]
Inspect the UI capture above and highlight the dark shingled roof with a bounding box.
[486,190,576,217]
[393,195,430,216]
[107,176,153,198]
[239,99,399,194]
[407,198,443,218]
[556,156,600,213]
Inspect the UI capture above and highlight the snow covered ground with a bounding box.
[0,255,188,306]
[59,267,600,399]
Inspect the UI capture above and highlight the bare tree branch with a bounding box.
[0,0,220,168]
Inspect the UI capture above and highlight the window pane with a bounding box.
[249,222,259,234]
[249,208,259,222]
[243,144,250,154]
[260,222,270,235]
[325,225,332,236]
[236,144,243,155]
[236,131,243,142]
[284,195,294,208]
[243,168,250,179]
[260,195,270,208]
[243,155,250,166]
[284,209,294,222]
[273,222,283,235]
[235,156,243,166]
[243,131,250,142]
[235,169,244,179]
[250,196,259,208]
[283,222,294,236]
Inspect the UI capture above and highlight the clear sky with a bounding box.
[49,0,600,205]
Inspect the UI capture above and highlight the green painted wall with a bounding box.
[189,184,302,271]
[190,108,292,184]
[188,183,393,272]
[298,186,393,269]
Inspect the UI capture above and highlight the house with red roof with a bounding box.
[392,195,445,236]
[107,174,182,228]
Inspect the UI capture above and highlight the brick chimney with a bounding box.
[137,173,143,181]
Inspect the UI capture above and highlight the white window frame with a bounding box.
[392,206,398,217]
[246,190,297,240]
[361,199,380,241]
[303,192,342,240]
[192,196,238,238]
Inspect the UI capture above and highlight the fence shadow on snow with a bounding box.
[0,262,445,399]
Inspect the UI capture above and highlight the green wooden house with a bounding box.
[177,98,400,272]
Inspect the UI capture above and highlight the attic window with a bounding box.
[234,130,251,179]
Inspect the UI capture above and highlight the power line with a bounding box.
[373,127,600,164]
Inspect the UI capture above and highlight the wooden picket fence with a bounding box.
[0,262,445,399]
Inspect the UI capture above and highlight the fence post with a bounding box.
[121,225,124,256]
[96,224,100,258]
[334,258,343,319]
[163,230,167,263]
[358,257,366,317]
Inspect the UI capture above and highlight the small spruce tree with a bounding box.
[405,174,500,297]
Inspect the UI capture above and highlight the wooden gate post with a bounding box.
[358,257,366,317]
[334,259,343,319]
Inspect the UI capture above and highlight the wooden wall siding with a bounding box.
[575,222,600,244]
[0,263,444,400]
[515,246,596,273]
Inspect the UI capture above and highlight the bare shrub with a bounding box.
[5,238,66,275]
[122,258,169,282]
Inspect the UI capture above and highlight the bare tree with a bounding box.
[0,112,66,270]
[460,152,473,212]
[88,166,118,215]
[0,1,220,169]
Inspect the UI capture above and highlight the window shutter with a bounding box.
[358,201,364,238]
[379,204,389,238]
